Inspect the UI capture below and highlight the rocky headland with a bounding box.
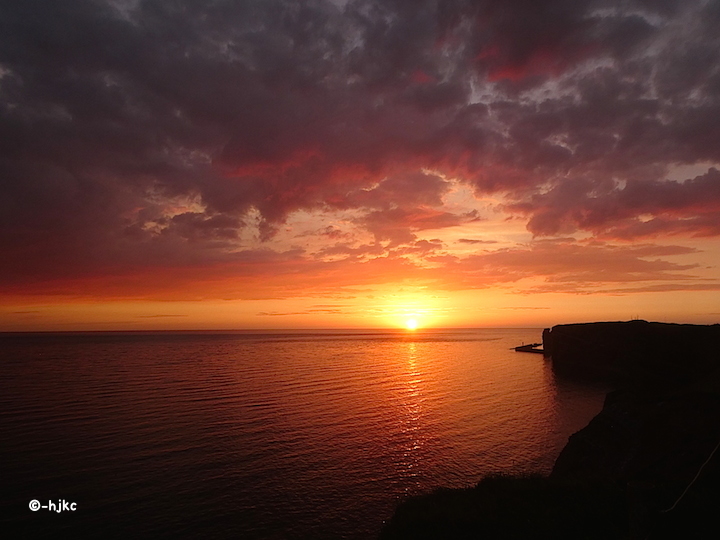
[543,320,720,388]
[381,321,720,539]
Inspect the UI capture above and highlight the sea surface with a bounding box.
[1,328,607,539]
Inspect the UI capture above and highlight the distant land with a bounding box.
[382,321,720,539]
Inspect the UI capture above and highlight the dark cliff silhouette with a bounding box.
[542,320,720,388]
[381,321,720,539]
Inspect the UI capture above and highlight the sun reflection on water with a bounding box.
[400,341,425,491]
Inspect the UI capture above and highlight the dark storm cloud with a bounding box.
[1,0,719,292]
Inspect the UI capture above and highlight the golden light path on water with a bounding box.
[2,329,607,539]
[402,341,425,492]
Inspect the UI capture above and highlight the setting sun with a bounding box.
[405,318,419,330]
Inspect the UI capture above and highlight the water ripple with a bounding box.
[1,329,606,539]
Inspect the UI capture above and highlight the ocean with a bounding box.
[1,328,607,539]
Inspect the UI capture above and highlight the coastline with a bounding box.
[381,321,720,539]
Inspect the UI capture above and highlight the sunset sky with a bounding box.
[1,0,719,330]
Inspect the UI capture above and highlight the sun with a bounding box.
[405,318,419,330]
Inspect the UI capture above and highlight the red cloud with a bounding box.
[1,0,719,300]
[508,169,720,239]
[411,70,436,84]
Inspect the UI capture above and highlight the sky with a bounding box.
[1,0,719,331]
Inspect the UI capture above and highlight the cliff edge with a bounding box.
[381,321,720,539]
[542,320,720,388]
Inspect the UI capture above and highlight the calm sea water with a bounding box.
[1,329,607,539]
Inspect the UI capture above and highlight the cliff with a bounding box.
[542,320,720,388]
[381,321,720,539]
[551,390,720,538]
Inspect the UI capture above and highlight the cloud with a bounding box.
[507,168,720,238]
[0,231,709,302]
[602,283,720,294]
[360,207,480,244]
[258,307,346,316]
[458,238,497,244]
[1,0,719,296]
[434,239,706,293]
[135,314,188,318]
[500,306,550,310]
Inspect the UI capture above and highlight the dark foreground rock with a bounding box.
[551,390,720,539]
[380,475,628,539]
[381,322,720,539]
